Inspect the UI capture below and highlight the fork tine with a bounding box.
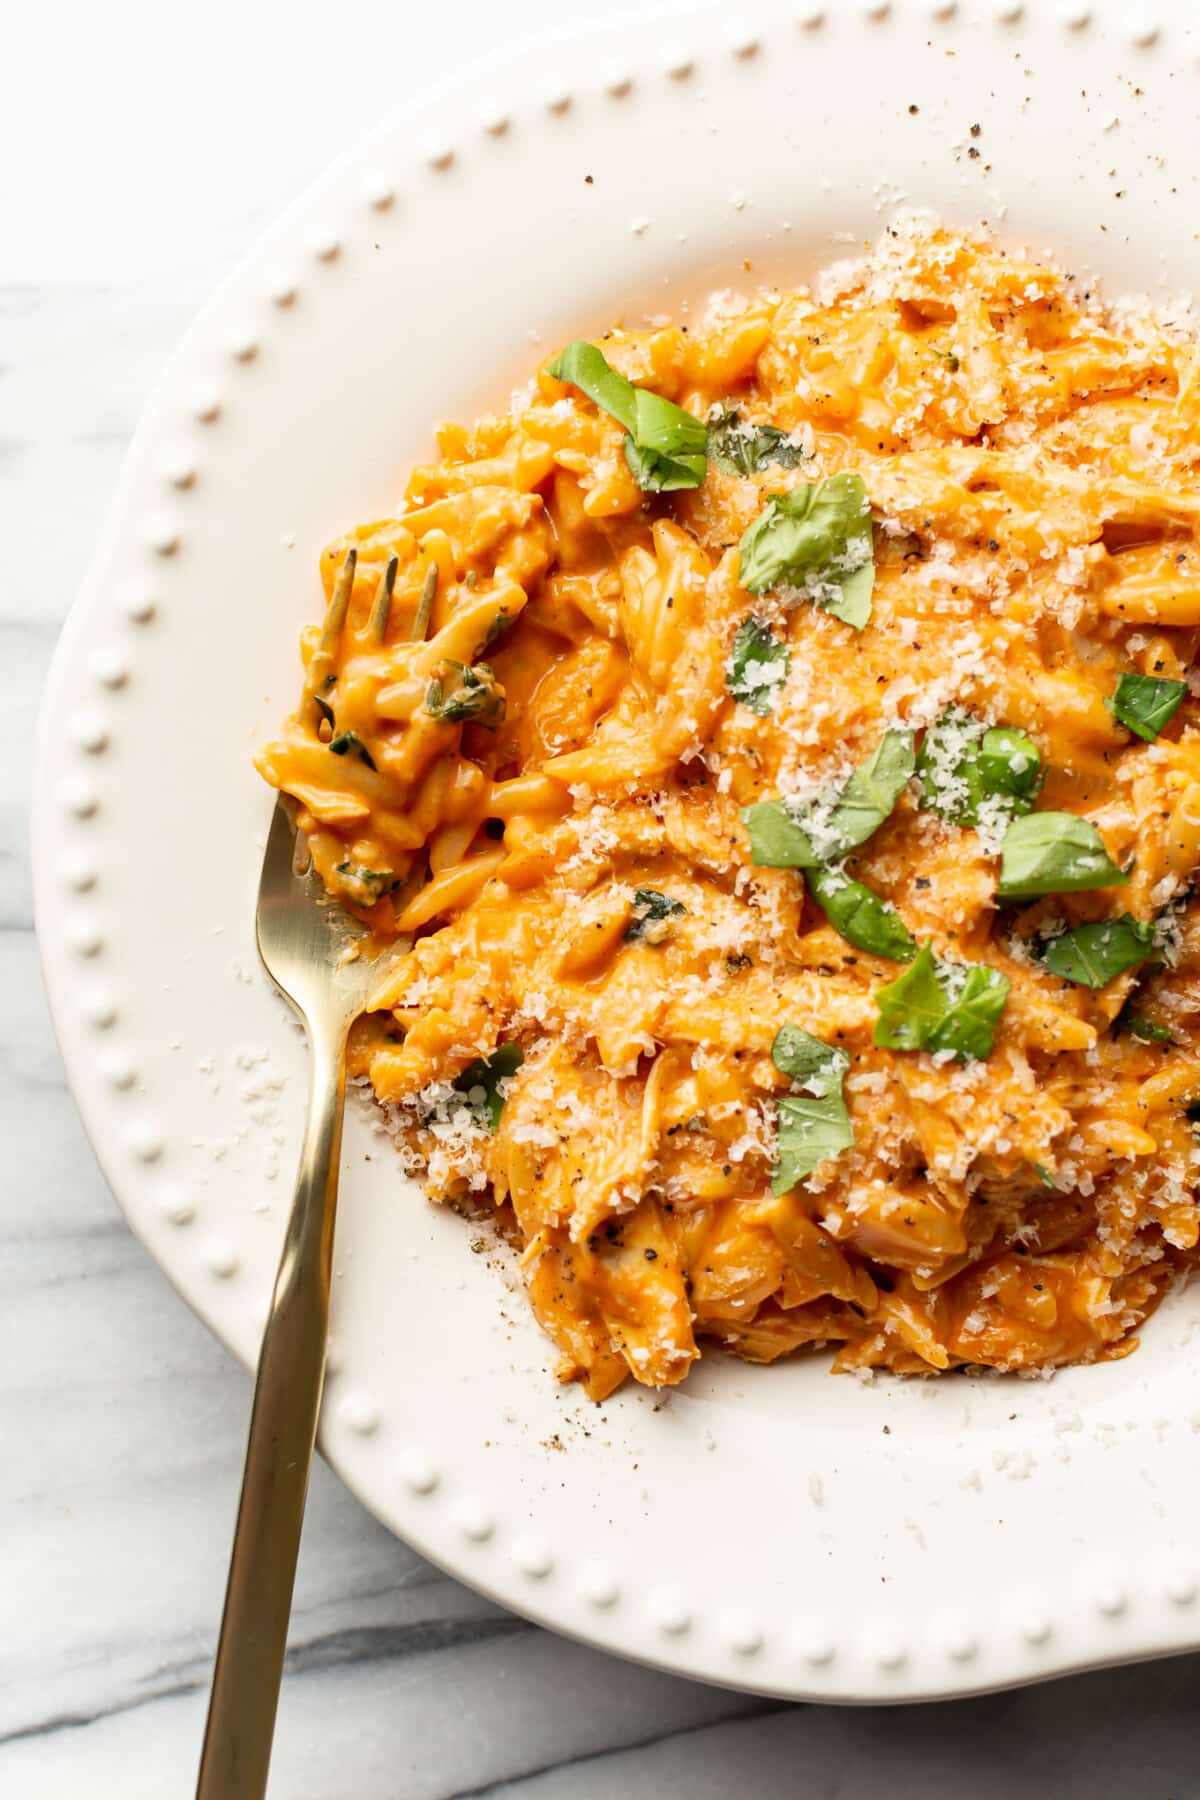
[368,554,398,643]
[302,548,357,726]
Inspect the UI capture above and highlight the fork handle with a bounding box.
[196,1016,348,1800]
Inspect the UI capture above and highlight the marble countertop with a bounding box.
[6,2,1200,1793]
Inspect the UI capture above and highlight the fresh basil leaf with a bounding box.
[741,729,915,869]
[424,660,505,726]
[770,1023,853,1192]
[1115,1006,1174,1044]
[770,1023,849,1097]
[1039,915,1157,988]
[548,340,707,492]
[979,727,1043,805]
[996,812,1129,901]
[1034,1162,1057,1189]
[773,1094,855,1194]
[454,1043,524,1131]
[625,888,686,942]
[726,617,791,715]
[807,865,918,961]
[1105,672,1187,742]
[916,709,1040,827]
[708,406,806,476]
[873,942,1011,1061]
[328,730,376,769]
[738,471,875,629]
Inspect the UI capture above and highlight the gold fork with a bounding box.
[195,788,389,1800]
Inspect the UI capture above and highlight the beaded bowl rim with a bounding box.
[33,0,1200,1703]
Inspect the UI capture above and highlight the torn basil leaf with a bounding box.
[1105,672,1187,743]
[708,406,806,476]
[1115,1005,1174,1044]
[548,340,707,491]
[726,617,791,715]
[738,471,875,629]
[996,812,1129,901]
[873,943,1011,1061]
[771,1023,849,1096]
[454,1043,524,1131]
[1034,1162,1057,1189]
[1039,915,1158,989]
[625,888,686,942]
[807,865,918,962]
[329,730,376,769]
[424,661,505,727]
[770,1024,853,1193]
[917,708,1041,827]
[740,729,915,869]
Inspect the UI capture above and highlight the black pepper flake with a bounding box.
[644,1248,658,1261]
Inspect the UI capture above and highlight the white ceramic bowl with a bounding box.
[35,1,1200,1701]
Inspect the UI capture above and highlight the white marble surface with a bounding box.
[8,2,1200,1794]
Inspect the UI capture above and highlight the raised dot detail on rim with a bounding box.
[59,850,96,892]
[728,24,760,56]
[992,0,1023,17]
[650,1591,691,1636]
[455,1498,494,1542]
[875,1638,906,1670]
[66,916,103,958]
[120,582,156,623]
[147,516,180,556]
[62,775,100,819]
[268,275,298,308]
[126,1121,164,1163]
[425,143,455,171]
[203,1237,239,1278]
[1166,1571,1196,1606]
[163,451,196,489]
[513,1534,553,1578]
[543,87,572,115]
[1125,12,1159,45]
[397,1446,439,1494]
[1021,1613,1051,1645]
[80,986,117,1029]
[338,1392,380,1436]
[1096,1585,1127,1618]
[724,1615,763,1656]
[864,0,890,18]
[91,648,129,689]
[363,173,395,209]
[192,387,221,424]
[99,1048,137,1091]
[665,48,695,78]
[797,3,826,23]
[943,1626,977,1662]
[73,710,110,754]
[482,109,510,136]
[930,0,956,14]
[1059,0,1090,24]
[579,1564,619,1608]
[798,1630,835,1667]
[156,1184,194,1226]
[604,69,633,96]
[228,332,258,363]
[310,231,341,262]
